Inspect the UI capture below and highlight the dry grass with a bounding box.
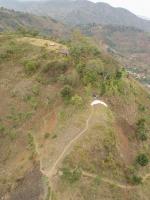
[17,37,68,52]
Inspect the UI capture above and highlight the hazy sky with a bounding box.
[19,0,150,18]
[93,0,150,18]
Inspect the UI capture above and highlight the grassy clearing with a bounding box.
[17,37,68,52]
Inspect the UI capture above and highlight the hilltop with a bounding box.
[0,32,150,200]
[0,0,150,31]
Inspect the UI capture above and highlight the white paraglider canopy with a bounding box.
[91,100,108,107]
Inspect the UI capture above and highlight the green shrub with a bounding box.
[23,60,39,75]
[76,59,104,86]
[0,124,5,134]
[76,62,86,77]
[61,85,73,101]
[94,176,101,186]
[115,68,126,80]
[136,153,149,166]
[44,132,50,139]
[17,27,39,37]
[9,130,17,141]
[61,167,82,184]
[71,95,83,108]
[138,104,146,112]
[57,74,67,84]
[32,85,40,96]
[136,118,148,141]
[129,175,142,185]
[66,71,80,87]
[137,131,148,141]
[24,95,38,109]
[7,109,33,124]
[27,132,36,158]
[70,42,100,62]
[42,59,68,76]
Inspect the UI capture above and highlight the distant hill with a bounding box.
[0,7,68,37]
[0,0,150,31]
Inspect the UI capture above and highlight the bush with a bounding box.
[115,68,126,80]
[76,59,104,85]
[42,59,68,76]
[23,60,39,75]
[0,124,5,134]
[136,153,149,166]
[76,62,86,77]
[136,118,147,141]
[70,42,100,62]
[137,131,148,141]
[130,175,142,185]
[61,85,73,101]
[24,95,38,109]
[32,85,40,96]
[9,130,17,141]
[61,167,82,184]
[71,95,83,108]
[44,132,50,139]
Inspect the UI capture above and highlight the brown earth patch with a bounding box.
[7,164,44,200]
[115,118,136,165]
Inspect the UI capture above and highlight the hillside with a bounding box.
[0,33,150,200]
[0,7,68,37]
[79,24,150,87]
[0,0,150,31]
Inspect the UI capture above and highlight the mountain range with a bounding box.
[0,0,150,32]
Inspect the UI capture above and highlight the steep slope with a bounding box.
[79,24,150,87]
[0,0,150,31]
[0,33,150,200]
[0,7,68,37]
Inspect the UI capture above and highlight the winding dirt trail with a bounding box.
[82,170,150,189]
[33,102,150,199]
[82,171,134,189]
[46,106,94,179]
[34,106,94,199]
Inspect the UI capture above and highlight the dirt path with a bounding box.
[82,171,134,189]
[34,106,94,199]
[142,173,150,182]
[46,107,94,179]
[33,102,150,199]
[82,170,150,189]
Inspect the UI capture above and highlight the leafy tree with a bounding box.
[136,153,149,166]
[61,85,73,101]
[70,39,100,62]
[76,59,104,85]
[116,68,126,80]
